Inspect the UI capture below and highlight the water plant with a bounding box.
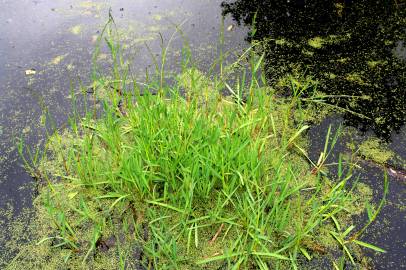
[10,17,387,270]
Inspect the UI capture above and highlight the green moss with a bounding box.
[350,182,374,215]
[302,48,315,56]
[308,34,351,49]
[50,54,68,65]
[147,25,164,32]
[336,57,350,63]
[152,14,163,21]
[308,36,325,49]
[66,63,75,71]
[303,102,334,124]
[358,138,394,164]
[79,1,104,10]
[384,40,393,45]
[275,38,292,46]
[12,68,373,268]
[326,73,337,79]
[70,25,83,35]
[334,3,345,17]
[345,73,368,85]
[8,23,381,269]
[367,60,387,68]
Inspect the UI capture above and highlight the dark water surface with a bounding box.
[221,0,406,268]
[1,0,405,269]
[309,117,406,269]
[222,0,406,139]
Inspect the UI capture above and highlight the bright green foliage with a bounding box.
[11,18,387,270]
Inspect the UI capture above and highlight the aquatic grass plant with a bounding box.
[11,18,388,270]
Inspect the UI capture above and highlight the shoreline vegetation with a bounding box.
[10,17,388,269]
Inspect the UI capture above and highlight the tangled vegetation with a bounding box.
[11,19,387,270]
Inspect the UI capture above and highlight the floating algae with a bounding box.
[70,25,83,35]
[358,138,395,165]
[50,54,68,65]
[222,0,406,139]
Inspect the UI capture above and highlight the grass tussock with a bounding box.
[11,18,387,270]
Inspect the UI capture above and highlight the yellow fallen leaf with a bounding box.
[152,14,163,21]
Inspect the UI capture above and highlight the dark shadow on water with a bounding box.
[221,1,406,268]
[221,0,406,140]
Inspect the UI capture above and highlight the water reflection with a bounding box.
[0,1,247,266]
[222,0,406,140]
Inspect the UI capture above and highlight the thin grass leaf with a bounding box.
[353,240,386,253]
[299,247,311,260]
[146,200,185,213]
[197,252,245,264]
[287,125,310,147]
[251,251,290,260]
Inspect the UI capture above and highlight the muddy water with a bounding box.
[0,0,247,266]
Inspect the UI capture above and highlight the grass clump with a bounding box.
[11,19,387,270]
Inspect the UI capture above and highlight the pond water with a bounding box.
[0,0,405,269]
[222,0,406,140]
[0,0,248,266]
[222,1,405,268]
